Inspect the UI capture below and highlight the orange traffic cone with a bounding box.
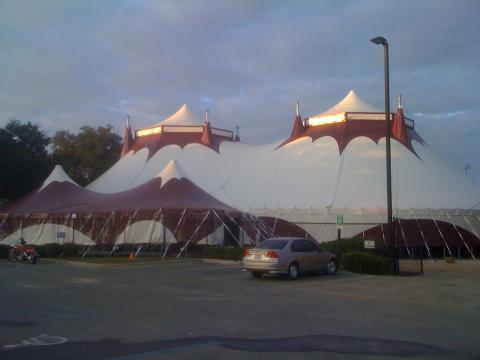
[129,252,135,261]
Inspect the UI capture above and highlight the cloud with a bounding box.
[0,0,479,174]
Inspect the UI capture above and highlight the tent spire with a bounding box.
[397,94,403,109]
[296,101,300,117]
[205,109,210,123]
[235,125,240,141]
[120,116,134,158]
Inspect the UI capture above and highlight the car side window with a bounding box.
[307,240,323,252]
[291,240,303,252]
[303,240,318,252]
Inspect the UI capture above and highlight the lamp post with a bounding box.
[370,36,398,275]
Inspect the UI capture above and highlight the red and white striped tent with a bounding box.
[1,94,479,258]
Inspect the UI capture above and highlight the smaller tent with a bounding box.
[0,162,291,254]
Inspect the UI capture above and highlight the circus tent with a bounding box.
[0,161,269,255]
[1,94,480,259]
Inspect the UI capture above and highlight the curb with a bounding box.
[202,258,241,266]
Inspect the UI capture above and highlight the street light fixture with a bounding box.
[370,36,398,275]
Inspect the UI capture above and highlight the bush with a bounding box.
[41,243,63,258]
[322,238,387,260]
[0,244,10,258]
[202,246,244,261]
[62,243,79,257]
[341,252,390,275]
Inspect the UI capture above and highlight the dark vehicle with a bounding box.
[243,237,338,279]
[8,238,38,264]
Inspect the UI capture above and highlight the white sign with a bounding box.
[364,240,375,249]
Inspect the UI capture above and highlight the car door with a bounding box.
[290,239,309,273]
[290,240,317,273]
[310,242,329,271]
[302,240,322,272]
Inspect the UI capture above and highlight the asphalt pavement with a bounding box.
[0,258,479,359]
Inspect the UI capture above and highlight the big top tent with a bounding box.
[1,93,479,259]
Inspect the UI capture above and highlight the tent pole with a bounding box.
[360,207,366,239]
[246,213,272,243]
[162,208,188,258]
[446,212,476,261]
[135,244,143,258]
[212,209,241,246]
[147,209,162,256]
[248,213,273,239]
[82,211,115,258]
[412,209,433,261]
[125,209,139,246]
[462,214,480,251]
[397,218,412,259]
[71,213,75,245]
[272,210,279,234]
[430,213,452,257]
[225,213,247,246]
[177,210,210,259]
[0,215,9,240]
[161,213,166,255]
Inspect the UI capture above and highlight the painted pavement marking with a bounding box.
[3,334,68,349]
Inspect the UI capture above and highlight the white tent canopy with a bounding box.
[148,104,202,128]
[39,165,79,191]
[312,90,382,118]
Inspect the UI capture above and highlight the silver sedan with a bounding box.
[242,237,338,279]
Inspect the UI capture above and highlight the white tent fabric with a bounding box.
[39,165,79,191]
[312,90,382,117]
[0,224,95,245]
[83,92,480,243]
[115,220,176,245]
[148,104,202,128]
[4,93,473,246]
[156,159,188,188]
[88,136,480,210]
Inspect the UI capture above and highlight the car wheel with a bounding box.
[287,262,299,280]
[251,271,262,279]
[325,259,338,275]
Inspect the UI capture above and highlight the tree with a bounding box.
[51,125,122,186]
[0,120,51,203]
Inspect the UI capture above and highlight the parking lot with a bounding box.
[1,259,479,359]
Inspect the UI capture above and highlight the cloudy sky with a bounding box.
[1,0,479,178]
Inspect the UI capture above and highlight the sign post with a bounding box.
[336,215,344,241]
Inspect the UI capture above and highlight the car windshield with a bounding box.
[256,239,288,250]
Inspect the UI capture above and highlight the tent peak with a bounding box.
[154,104,202,127]
[155,160,189,187]
[312,90,382,117]
[39,165,79,191]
